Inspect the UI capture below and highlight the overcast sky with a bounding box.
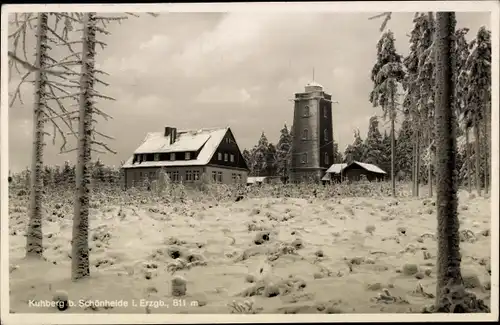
[7,11,490,172]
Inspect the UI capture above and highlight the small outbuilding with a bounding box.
[322,161,386,183]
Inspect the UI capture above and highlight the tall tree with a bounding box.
[432,12,488,313]
[362,116,384,165]
[275,124,292,178]
[9,13,79,258]
[454,27,472,192]
[395,115,414,178]
[331,139,343,164]
[369,30,405,196]
[250,132,270,177]
[402,13,423,195]
[343,129,365,163]
[417,13,436,197]
[464,26,491,195]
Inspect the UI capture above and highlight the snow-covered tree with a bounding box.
[344,129,365,163]
[362,116,385,165]
[395,115,413,178]
[250,132,270,176]
[274,124,292,178]
[369,29,405,196]
[431,12,489,313]
[9,13,81,259]
[464,26,491,195]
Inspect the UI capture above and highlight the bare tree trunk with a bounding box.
[465,128,471,192]
[26,13,48,259]
[482,103,489,194]
[474,120,481,196]
[412,130,417,196]
[391,115,396,197]
[416,128,420,197]
[428,133,433,198]
[434,10,463,309]
[72,13,96,281]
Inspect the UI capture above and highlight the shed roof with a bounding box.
[347,161,386,174]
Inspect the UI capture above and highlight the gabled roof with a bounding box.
[346,161,386,174]
[325,163,348,174]
[324,161,386,175]
[122,127,229,169]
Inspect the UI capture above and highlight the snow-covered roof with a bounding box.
[321,173,331,181]
[305,81,324,92]
[325,163,348,174]
[324,161,386,175]
[349,161,387,174]
[247,176,267,184]
[122,127,229,169]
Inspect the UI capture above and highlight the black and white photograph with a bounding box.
[1,1,498,323]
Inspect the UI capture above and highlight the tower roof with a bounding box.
[305,81,323,92]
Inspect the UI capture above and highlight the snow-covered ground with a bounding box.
[7,183,492,314]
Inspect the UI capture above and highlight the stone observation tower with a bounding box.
[290,81,334,183]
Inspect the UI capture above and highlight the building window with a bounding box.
[212,171,217,182]
[324,107,328,118]
[230,154,235,162]
[303,105,310,117]
[149,172,154,179]
[232,173,238,183]
[324,152,329,165]
[302,128,309,140]
[193,170,200,181]
[324,129,328,141]
[139,171,143,178]
[217,171,223,183]
[185,152,191,160]
[170,153,175,161]
[218,152,222,161]
[136,155,141,163]
[142,154,147,161]
[301,153,308,164]
[186,170,193,182]
[171,171,179,182]
[154,153,159,161]
[224,153,228,162]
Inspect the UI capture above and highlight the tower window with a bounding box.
[301,153,308,164]
[302,128,309,140]
[324,152,329,165]
[324,107,328,118]
[303,105,310,117]
[324,129,328,141]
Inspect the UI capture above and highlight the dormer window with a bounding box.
[185,152,191,160]
[154,153,159,161]
[230,154,234,162]
[303,105,310,117]
[218,152,222,160]
[142,154,147,162]
[136,154,141,163]
[224,153,228,162]
[170,153,175,161]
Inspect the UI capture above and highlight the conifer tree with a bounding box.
[275,124,292,178]
[431,12,489,313]
[464,26,491,195]
[344,129,365,163]
[250,132,270,177]
[362,116,384,165]
[395,115,414,178]
[369,30,405,196]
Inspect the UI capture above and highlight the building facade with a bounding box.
[290,82,334,183]
[121,126,249,188]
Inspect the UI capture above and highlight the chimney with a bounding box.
[164,127,172,137]
[170,127,177,145]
